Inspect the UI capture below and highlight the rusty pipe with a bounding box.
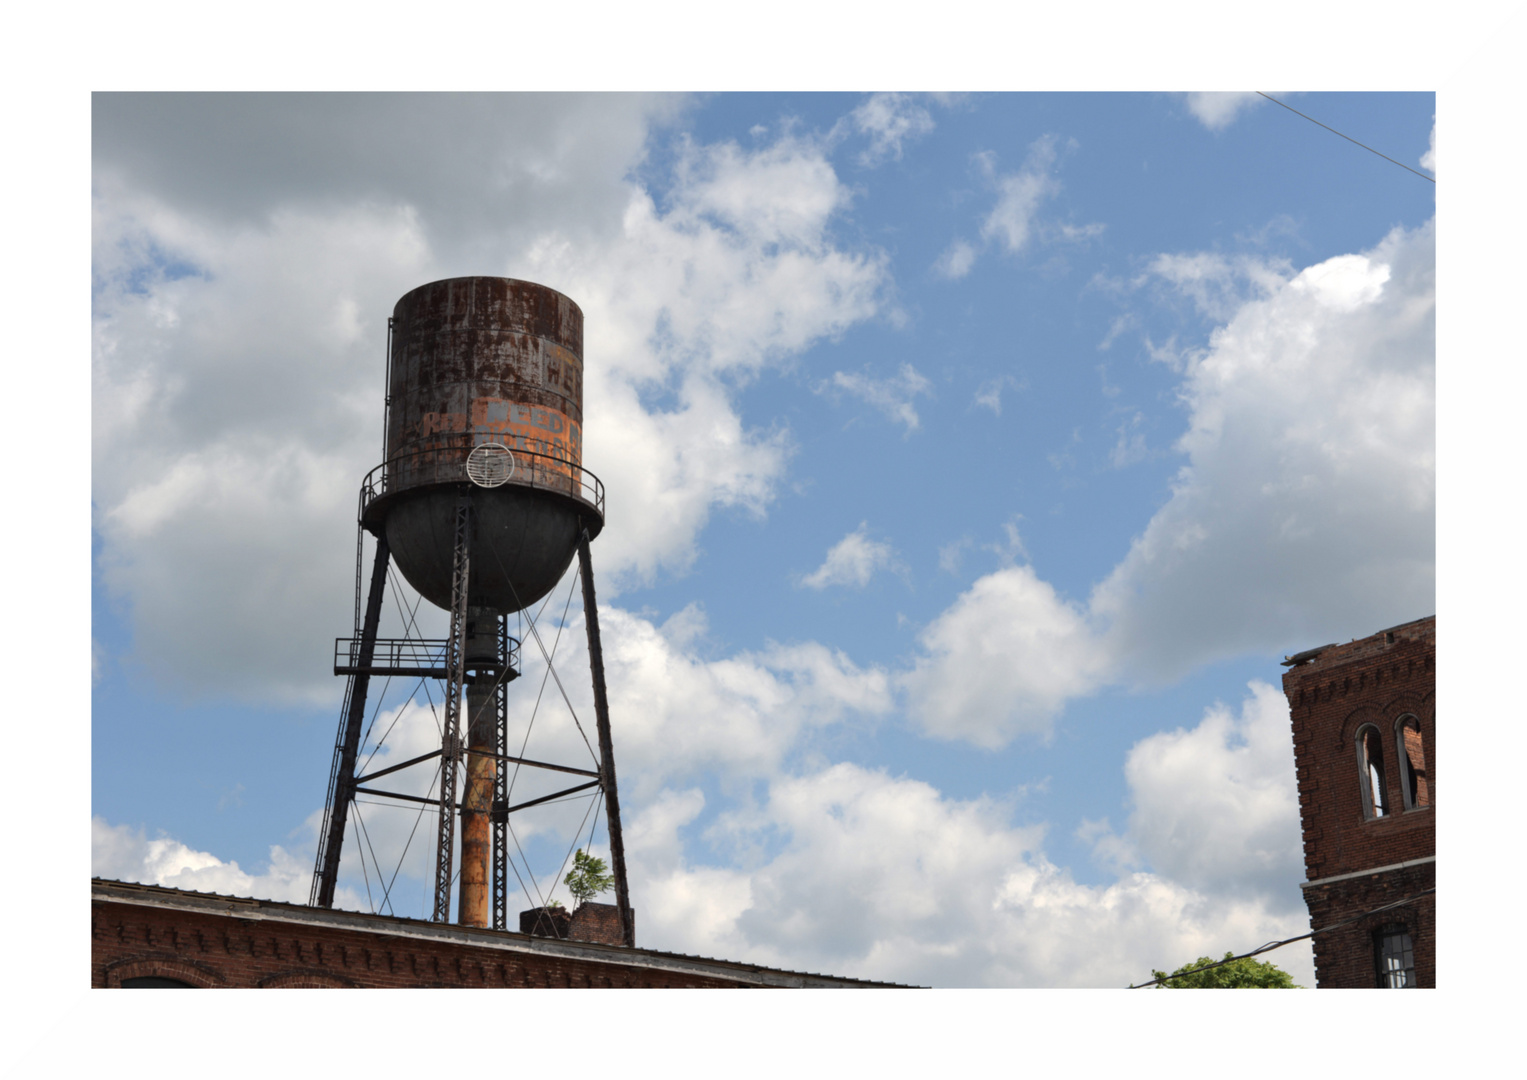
[456,609,500,927]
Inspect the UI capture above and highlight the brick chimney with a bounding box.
[520,902,633,946]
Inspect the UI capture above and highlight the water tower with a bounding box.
[310,277,631,944]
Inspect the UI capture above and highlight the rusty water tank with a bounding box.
[361,277,604,614]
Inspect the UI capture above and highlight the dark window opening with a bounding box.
[120,976,195,988]
[1396,715,1429,810]
[1357,726,1388,819]
[1375,924,1416,988]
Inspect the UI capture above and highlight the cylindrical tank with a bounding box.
[364,277,604,614]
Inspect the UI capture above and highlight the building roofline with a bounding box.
[1281,614,1435,670]
[91,878,916,988]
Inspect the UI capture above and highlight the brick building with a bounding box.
[92,879,906,988]
[1282,615,1434,988]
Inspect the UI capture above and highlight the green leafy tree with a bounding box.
[1148,952,1301,988]
[564,848,615,906]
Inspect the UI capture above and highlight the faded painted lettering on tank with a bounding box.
[544,342,583,400]
[419,412,470,438]
[376,277,601,615]
[469,397,581,471]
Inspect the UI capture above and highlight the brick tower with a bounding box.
[1282,615,1434,988]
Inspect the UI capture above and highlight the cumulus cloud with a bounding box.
[850,92,935,166]
[1093,221,1435,681]
[93,590,1313,986]
[900,565,1107,747]
[627,763,1311,987]
[1420,117,1436,173]
[92,815,330,906]
[820,363,932,433]
[800,523,900,589]
[598,605,896,793]
[303,596,895,912]
[1096,681,1303,901]
[902,222,1433,746]
[92,96,888,699]
[1184,92,1263,131]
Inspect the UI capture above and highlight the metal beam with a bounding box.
[356,787,460,810]
[353,748,442,786]
[311,534,391,908]
[467,748,600,779]
[578,528,633,946]
[492,617,510,931]
[432,494,472,922]
[490,780,602,820]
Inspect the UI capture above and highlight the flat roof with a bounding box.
[92,878,915,988]
[1280,614,1435,673]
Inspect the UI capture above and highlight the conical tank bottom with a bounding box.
[383,484,587,615]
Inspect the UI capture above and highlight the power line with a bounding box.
[1257,92,1435,184]
[1128,886,1435,988]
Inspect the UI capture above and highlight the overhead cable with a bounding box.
[1256,92,1435,183]
[1128,886,1436,988]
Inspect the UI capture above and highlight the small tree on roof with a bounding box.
[564,848,615,906]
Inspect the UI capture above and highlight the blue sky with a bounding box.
[89,91,1437,988]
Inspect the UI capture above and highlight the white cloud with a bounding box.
[939,136,1101,278]
[599,606,895,793]
[980,137,1062,254]
[626,762,1311,987]
[92,816,331,906]
[1143,250,1292,322]
[900,565,1107,747]
[934,238,978,279]
[1120,681,1303,899]
[850,93,935,166]
[902,222,1433,746]
[1184,92,1263,131]
[1420,117,1436,173]
[937,536,973,574]
[820,363,932,433]
[1110,410,1148,467]
[92,97,888,698]
[1093,222,1435,681]
[973,373,1023,415]
[92,593,1314,986]
[801,523,899,589]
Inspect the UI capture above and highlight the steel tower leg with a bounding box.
[492,617,510,930]
[432,495,472,923]
[457,608,500,927]
[578,527,633,947]
[311,534,390,908]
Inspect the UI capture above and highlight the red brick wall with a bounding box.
[569,902,627,946]
[93,899,747,989]
[1282,616,1435,988]
[1283,619,1434,883]
[519,902,629,946]
[1303,862,1435,988]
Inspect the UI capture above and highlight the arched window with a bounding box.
[1395,714,1429,810]
[1375,924,1416,988]
[1356,725,1388,819]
